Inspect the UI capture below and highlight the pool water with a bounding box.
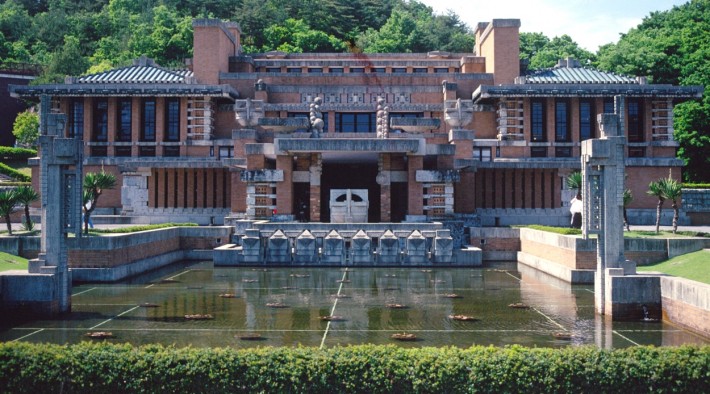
[2,262,707,348]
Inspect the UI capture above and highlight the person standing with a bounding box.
[570,193,583,229]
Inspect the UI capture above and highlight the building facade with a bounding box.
[10,19,703,226]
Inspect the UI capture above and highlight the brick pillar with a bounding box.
[231,171,246,213]
[276,155,293,214]
[309,153,322,222]
[378,153,391,222]
[407,155,423,216]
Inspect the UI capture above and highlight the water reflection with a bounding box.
[1,261,707,348]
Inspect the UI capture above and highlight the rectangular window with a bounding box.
[265,67,280,73]
[287,67,302,73]
[628,99,644,142]
[555,100,570,142]
[473,147,491,161]
[308,68,323,73]
[116,99,132,142]
[141,99,156,141]
[555,147,572,157]
[287,112,328,134]
[603,98,615,114]
[139,146,156,157]
[335,113,375,133]
[92,99,108,142]
[392,67,407,74]
[530,99,546,142]
[329,67,344,73]
[628,147,646,157]
[163,146,180,157]
[434,67,449,73]
[219,146,233,158]
[371,67,385,73]
[114,146,132,157]
[90,146,107,157]
[530,146,547,157]
[413,67,428,73]
[69,99,84,138]
[350,67,364,73]
[165,98,180,142]
[579,100,595,140]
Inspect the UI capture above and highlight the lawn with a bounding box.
[3,159,32,178]
[0,251,28,272]
[638,250,710,285]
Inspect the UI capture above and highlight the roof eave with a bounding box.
[9,83,239,101]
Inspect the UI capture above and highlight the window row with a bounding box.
[68,98,181,143]
[530,98,645,143]
[261,67,457,74]
[287,112,423,133]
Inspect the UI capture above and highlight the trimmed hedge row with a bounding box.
[0,343,708,393]
[0,146,37,160]
[0,162,31,182]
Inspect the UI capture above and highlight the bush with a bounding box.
[88,223,198,234]
[0,162,31,182]
[0,146,37,161]
[0,343,707,393]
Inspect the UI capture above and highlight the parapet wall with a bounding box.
[661,276,710,338]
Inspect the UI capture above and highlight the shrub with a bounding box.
[0,146,37,160]
[0,162,31,182]
[0,343,707,393]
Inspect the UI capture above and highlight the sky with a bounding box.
[418,0,688,51]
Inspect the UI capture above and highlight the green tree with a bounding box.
[661,177,682,234]
[525,34,596,69]
[39,35,90,83]
[83,171,116,234]
[0,190,18,235]
[262,18,347,53]
[13,185,38,231]
[12,110,39,148]
[566,171,582,195]
[596,1,710,182]
[647,179,667,233]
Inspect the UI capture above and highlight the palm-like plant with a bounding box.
[83,171,116,234]
[567,171,582,195]
[0,190,18,235]
[647,180,666,234]
[660,178,682,234]
[13,185,39,231]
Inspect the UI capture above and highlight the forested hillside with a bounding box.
[1,0,708,181]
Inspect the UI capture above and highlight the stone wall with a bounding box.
[661,276,710,338]
[469,227,520,261]
[682,189,710,225]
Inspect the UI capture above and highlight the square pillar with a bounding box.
[276,155,293,214]
[407,155,423,216]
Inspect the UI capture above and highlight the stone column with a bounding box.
[377,154,391,222]
[582,100,634,318]
[309,153,322,221]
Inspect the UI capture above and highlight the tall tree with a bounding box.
[83,171,116,234]
[0,190,17,235]
[661,178,682,234]
[13,185,39,231]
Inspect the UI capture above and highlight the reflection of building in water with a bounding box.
[10,19,702,226]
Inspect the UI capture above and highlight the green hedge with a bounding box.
[88,222,198,234]
[0,343,708,393]
[0,162,31,182]
[520,225,582,235]
[683,183,710,189]
[0,146,37,160]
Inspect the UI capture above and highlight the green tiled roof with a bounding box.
[524,59,637,84]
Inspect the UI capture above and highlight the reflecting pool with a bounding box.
[2,262,707,348]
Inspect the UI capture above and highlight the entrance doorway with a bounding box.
[321,163,380,222]
[293,183,309,222]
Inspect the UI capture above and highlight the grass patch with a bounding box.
[638,250,710,284]
[517,225,582,235]
[87,222,198,234]
[0,251,28,272]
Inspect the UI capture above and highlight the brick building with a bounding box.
[9,19,703,226]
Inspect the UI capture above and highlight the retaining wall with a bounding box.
[660,276,710,339]
[469,227,520,261]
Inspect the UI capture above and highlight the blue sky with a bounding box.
[418,0,688,51]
